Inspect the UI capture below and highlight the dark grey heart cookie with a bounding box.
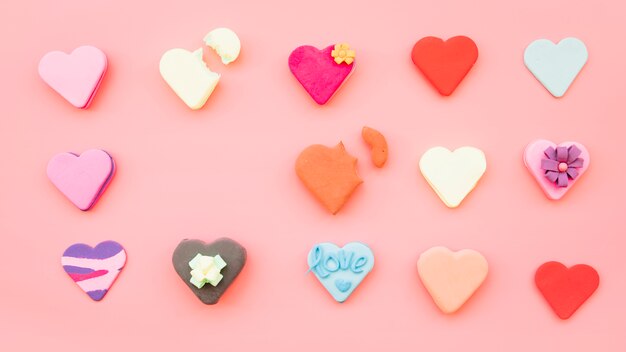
[172,238,247,305]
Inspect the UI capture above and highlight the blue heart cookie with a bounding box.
[524,37,588,98]
[307,242,374,302]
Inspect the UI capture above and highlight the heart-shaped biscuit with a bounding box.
[160,48,220,110]
[38,46,107,108]
[307,242,374,303]
[62,241,126,301]
[411,36,478,96]
[524,38,588,97]
[172,238,246,305]
[524,140,589,200]
[47,149,115,211]
[535,261,599,319]
[288,44,355,105]
[419,146,486,208]
[295,142,363,214]
[417,246,488,314]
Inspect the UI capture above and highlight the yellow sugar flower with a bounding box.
[331,43,355,65]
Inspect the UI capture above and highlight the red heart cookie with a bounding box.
[295,142,362,214]
[535,261,599,319]
[411,36,478,96]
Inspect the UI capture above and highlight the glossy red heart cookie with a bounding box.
[535,261,599,319]
[411,36,478,96]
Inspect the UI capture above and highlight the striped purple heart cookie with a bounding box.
[61,241,126,301]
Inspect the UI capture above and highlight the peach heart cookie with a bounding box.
[160,48,220,110]
[288,43,355,105]
[308,242,374,303]
[62,241,126,301]
[524,140,589,200]
[419,146,486,208]
[362,126,388,168]
[172,238,247,305]
[411,36,478,96]
[296,142,363,214]
[38,46,107,108]
[417,246,488,314]
[535,261,599,319]
[47,149,115,211]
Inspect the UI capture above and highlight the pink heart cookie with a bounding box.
[524,140,590,200]
[38,46,107,109]
[47,149,115,211]
[288,44,355,105]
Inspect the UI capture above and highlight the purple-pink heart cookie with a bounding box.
[47,149,115,211]
[288,45,355,105]
[62,241,126,301]
[38,45,107,109]
[524,140,590,200]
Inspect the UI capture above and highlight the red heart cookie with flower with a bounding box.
[535,261,599,319]
[524,140,590,200]
[288,44,355,105]
[411,36,478,96]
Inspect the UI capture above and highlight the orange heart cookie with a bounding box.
[361,126,388,168]
[295,143,363,214]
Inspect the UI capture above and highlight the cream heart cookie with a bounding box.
[524,140,589,200]
[419,146,486,208]
[417,246,488,314]
[159,48,220,110]
[204,28,241,65]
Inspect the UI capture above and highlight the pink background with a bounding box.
[1,0,625,350]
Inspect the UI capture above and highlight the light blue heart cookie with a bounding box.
[524,37,588,98]
[307,242,374,303]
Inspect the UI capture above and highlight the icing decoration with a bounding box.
[417,246,488,314]
[331,43,355,65]
[419,146,486,208]
[295,142,363,214]
[411,36,478,96]
[38,45,107,108]
[540,145,584,187]
[535,261,599,319]
[308,242,374,302]
[62,241,126,301]
[159,48,220,110]
[524,38,588,97]
[189,254,227,288]
[524,140,590,200]
[47,149,115,211]
[172,238,246,305]
[288,44,355,105]
[204,28,241,65]
[361,126,388,168]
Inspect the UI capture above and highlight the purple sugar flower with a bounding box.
[541,145,584,187]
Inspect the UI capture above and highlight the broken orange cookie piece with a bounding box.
[362,126,388,168]
[295,142,363,214]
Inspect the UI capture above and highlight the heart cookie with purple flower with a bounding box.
[524,140,590,200]
[62,241,126,301]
